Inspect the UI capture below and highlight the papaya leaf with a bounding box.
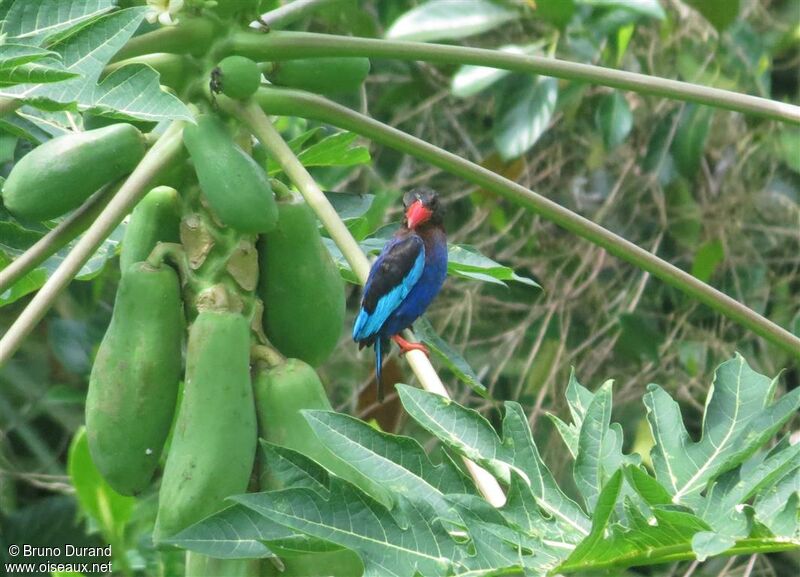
[199,356,799,573]
[396,384,515,485]
[88,63,193,122]
[0,59,76,85]
[234,479,464,577]
[304,409,473,523]
[0,45,58,70]
[645,353,800,508]
[0,0,115,46]
[0,8,191,121]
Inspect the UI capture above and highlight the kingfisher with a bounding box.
[353,188,447,401]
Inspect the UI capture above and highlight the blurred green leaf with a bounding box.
[672,104,713,179]
[595,92,632,149]
[691,239,724,283]
[1,0,115,46]
[577,0,665,19]
[532,0,575,27]
[385,0,517,42]
[67,427,134,547]
[324,191,374,222]
[665,179,702,248]
[777,128,800,173]
[451,45,536,98]
[616,313,663,363]
[414,317,488,397]
[494,75,558,161]
[297,132,370,169]
[681,0,740,32]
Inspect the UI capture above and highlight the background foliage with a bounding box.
[0,0,798,576]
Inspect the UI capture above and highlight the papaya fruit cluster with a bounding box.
[67,114,351,551]
[0,36,372,574]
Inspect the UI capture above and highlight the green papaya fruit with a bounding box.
[2,124,145,221]
[183,115,277,234]
[257,194,345,366]
[154,310,256,542]
[254,359,367,491]
[86,262,183,496]
[214,55,261,100]
[266,57,370,95]
[120,186,181,273]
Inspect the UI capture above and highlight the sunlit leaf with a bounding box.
[494,76,558,161]
[386,0,517,42]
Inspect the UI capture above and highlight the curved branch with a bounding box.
[0,121,186,366]
[226,97,508,507]
[250,87,800,356]
[229,31,800,125]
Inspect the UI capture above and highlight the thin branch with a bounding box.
[228,31,800,125]
[227,97,507,507]
[251,87,800,356]
[0,182,118,295]
[253,0,344,30]
[0,121,185,366]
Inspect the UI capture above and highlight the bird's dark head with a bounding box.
[403,187,444,230]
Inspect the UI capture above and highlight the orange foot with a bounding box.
[392,335,429,356]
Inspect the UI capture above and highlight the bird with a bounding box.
[353,187,448,402]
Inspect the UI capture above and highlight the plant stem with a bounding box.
[255,0,344,30]
[228,97,508,507]
[0,182,118,295]
[0,97,21,117]
[0,121,185,367]
[111,17,216,62]
[251,344,284,368]
[229,31,800,125]
[145,241,191,284]
[252,87,800,356]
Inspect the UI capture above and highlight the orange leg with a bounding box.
[392,334,429,356]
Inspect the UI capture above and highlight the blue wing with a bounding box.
[353,235,425,342]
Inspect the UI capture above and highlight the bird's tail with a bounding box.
[375,338,388,402]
